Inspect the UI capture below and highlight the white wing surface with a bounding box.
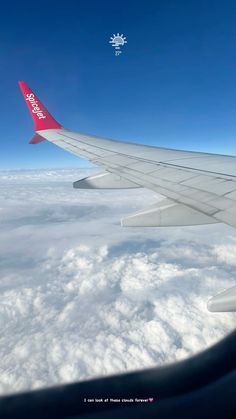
[37,127,236,229]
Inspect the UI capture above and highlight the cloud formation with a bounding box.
[0,169,235,395]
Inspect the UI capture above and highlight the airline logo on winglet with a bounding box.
[18,81,62,131]
[25,93,46,120]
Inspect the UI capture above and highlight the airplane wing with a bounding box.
[18,81,236,311]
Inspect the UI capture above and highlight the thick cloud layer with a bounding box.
[0,169,235,395]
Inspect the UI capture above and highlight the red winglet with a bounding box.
[18,81,62,131]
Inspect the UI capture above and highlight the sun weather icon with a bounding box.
[109,33,127,56]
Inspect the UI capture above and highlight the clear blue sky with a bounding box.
[1,0,236,168]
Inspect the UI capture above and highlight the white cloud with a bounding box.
[213,242,236,266]
[0,169,235,395]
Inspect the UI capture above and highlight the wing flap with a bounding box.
[213,208,236,228]
[121,198,218,227]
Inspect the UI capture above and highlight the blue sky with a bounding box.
[1,0,236,168]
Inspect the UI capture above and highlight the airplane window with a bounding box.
[1,0,236,401]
